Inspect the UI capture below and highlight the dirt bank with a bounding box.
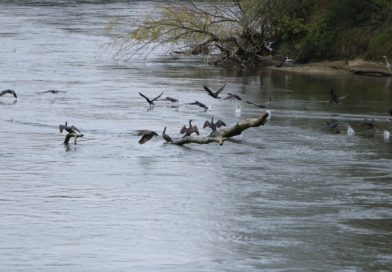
[262,57,392,77]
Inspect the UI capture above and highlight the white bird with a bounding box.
[264,41,274,54]
[285,56,294,64]
[235,103,241,117]
[383,130,390,140]
[346,124,355,136]
[266,109,271,120]
[383,56,392,71]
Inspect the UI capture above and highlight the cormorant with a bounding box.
[160,96,178,103]
[162,127,173,142]
[329,88,348,104]
[361,118,375,130]
[136,130,158,144]
[139,91,164,107]
[203,117,226,132]
[203,83,226,99]
[245,100,266,108]
[36,90,66,94]
[0,89,17,98]
[187,100,208,111]
[180,120,199,137]
[223,93,242,101]
[59,122,80,134]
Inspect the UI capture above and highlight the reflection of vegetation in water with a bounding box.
[111,0,392,65]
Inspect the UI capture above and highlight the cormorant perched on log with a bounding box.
[187,100,208,111]
[203,117,226,132]
[0,89,17,98]
[180,120,199,137]
[36,90,66,94]
[136,129,158,144]
[138,91,164,107]
[203,83,226,99]
[162,127,172,143]
[329,88,348,104]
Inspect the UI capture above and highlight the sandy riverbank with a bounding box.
[262,57,392,77]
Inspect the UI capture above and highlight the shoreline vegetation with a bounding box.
[110,1,392,77]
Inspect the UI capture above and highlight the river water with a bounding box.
[0,1,391,271]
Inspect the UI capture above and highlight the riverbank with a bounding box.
[264,57,392,77]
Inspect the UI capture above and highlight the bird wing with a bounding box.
[138,133,154,144]
[214,82,226,96]
[330,88,339,103]
[233,94,242,100]
[223,94,233,100]
[136,129,155,136]
[216,120,226,127]
[70,125,80,133]
[203,86,215,97]
[0,89,17,98]
[138,92,152,104]
[151,92,164,102]
[194,126,200,135]
[180,125,187,134]
[165,97,178,102]
[198,102,208,110]
[338,94,349,102]
[203,120,211,129]
[223,93,241,100]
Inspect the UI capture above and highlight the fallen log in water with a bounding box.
[170,111,269,146]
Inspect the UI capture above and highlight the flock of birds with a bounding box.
[1,81,391,145]
[323,88,391,139]
[134,82,263,144]
[0,84,268,145]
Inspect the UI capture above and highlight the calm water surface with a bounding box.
[0,1,391,271]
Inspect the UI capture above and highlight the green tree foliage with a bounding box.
[112,0,392,65]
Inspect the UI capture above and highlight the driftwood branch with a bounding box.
[64,133,84,144]
[171,111,269,146]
